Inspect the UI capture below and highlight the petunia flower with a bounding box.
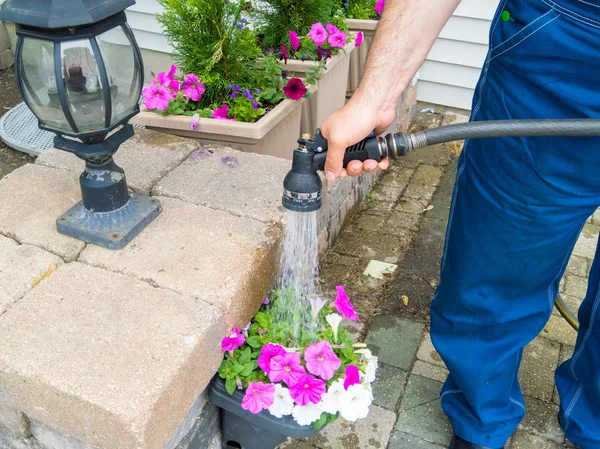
[221,327,245,355]
[338,384,372,421]
[316,47,332,61]
[363,351,378,383]
[344,365,361,390]
[375,0,385,14]
[212,104,235,120]
[268,384,295,418]
[263,296,270,305]
[326,313,342,342]
[156,64,177,88]
[241,382,275,415]
[252,101,259,109]
[182,74,205,102]
[243,88,254,100]
[289,374,326,406]
[304,340,341,380]
[292,403,323,425]
[326,23,341,34]
[334,285,359,321]
[289,31,301,51]
[142,81,175,111]
[189,113,200,131]
[319,379,345,414]
[355,31,364,47]
[281,45,289,64]
[328,31,347,48]
[258,343,286,374]
[269,352,306,386]
[283,78,307,100]
[308,296,328,322]
[308,22,328,46]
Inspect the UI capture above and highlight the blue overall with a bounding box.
[429,0,600,448]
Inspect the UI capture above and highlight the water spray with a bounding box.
[282,118,600,212]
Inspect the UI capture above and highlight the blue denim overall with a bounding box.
[429,0,600,447]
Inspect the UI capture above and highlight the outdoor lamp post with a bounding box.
[0,0,161,250]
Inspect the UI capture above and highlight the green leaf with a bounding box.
[225,377,237,395]
[240,360,257,377]
[254,311,271,328]
[239,347,252,364]
[313,412,328,430]
[246,336,262,348]
[232,363,245,375]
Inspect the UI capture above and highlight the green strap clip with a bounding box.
[501,10,515,22]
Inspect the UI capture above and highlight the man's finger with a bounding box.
[364,160,378,172]
[347,160,363,176]
[379,158,390,170]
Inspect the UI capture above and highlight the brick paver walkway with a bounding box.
[279,108,593,449]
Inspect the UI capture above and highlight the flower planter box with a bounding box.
[209,377,323,449]
[130,92,312,160]
[281,40,355,135]
[346,19,377,97]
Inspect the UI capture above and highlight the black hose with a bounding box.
[420,119,600,147]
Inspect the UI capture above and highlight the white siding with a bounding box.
[126,0,172,54]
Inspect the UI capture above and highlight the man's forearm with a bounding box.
[354,0,461,112]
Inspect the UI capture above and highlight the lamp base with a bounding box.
[57,193,161,250]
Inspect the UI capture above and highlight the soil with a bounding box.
[0,67,35,180]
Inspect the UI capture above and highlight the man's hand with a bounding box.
[320,98,395,182]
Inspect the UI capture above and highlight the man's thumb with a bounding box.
[324,143,344,182]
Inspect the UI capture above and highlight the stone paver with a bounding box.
[153,145,289,223]
[510,430,562,449]
[403,166,444,203]
[416,333,446,369]
[540,315,578,347]
[518,397,562,444]
[389,431,447,449]
[370,184,404,203]
[366,316,424,370]
[0,235,62,315]
[519,338,560,402]
[371,363,408,410]
[380,166,414,189]
[565,255,590,278]
[385,211,422,233]
[0,164,84,261]
[305,405,396,449]
[79,197,279,330]
[563,275,588,299]
[0,263,224,449]
[395,375,452,446]
[412,361,449,383]
[333,229,414,261]
[36,129,199,195]
[572,224,599,259]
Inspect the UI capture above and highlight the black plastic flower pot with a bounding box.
[209,377,324,449]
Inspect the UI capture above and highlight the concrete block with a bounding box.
[518,397,562,443]
[540,315,578,347]
[0,263,224,449]
[36,129,199,195]
[565,255,590,278]
[366,316,424,370]
[510,430,562,449]
[333,228,414,261]
[370,184,404,203]
[403,165,444,203]
[563,275,588,299]
[389,431,446,449]
[412,361,449,384]
[0,235,62,315]
[572,224,599,259]
[0,164,84,261]
[416,333,446,369]
[153,146,289,224]
[385,211,422,233]
[371,363,408,410]
[80,197,280,330]
[380,166,414,189]
[519,337,560,402]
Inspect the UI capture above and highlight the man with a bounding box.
[320,1,600,448]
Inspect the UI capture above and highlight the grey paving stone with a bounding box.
[370,184,404,203]
[412,361,449,384]
[395,375,452,446]
[372,363,408,411]
[380,166,415,189]
[351,213,385,232]
[361,199,396,216]
[333,229,414,262]
[540,315,578,347]
[510,430,562,449]
[558,294,583,318]
[306,405,396,449]
[593,208,600,225]
[519,338,560,402]
[572,224,599,259]
[403,166,444,203]
[366,316,424,370]
[395,197,430,215]
[565,255,590,278]
[276,439,317,449]
[385,211,422,233]
[416,333,446,368]
[563,276,588,300]
[389,431,447,449]
[518,396,562,444]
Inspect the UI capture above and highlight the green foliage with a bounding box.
[252,0,339,49]
[344,0,378,20]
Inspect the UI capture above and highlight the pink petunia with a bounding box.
[156,64,177,88]
[221,327,245,354]
[355,31,364,47]
[182,74,206,102]
[304,340,341,380]
[289,31,301,51]
[328,31,347,48]
[334,285,359,321]
[258,343,286,374]
[344,365,361,390]
[241,382,275,414]
[326,23,341,34]
[308,22,328,47]
[189,113,200,130]
[375,0,385,14]
[142,81,174,111]
[269,352,306,386]
[289,374,326,406]
[281,45,289,64]
[283,78,307,101]
[212,104,234,120]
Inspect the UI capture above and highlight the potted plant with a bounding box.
[130,0,313,160]
[210,286,378,449]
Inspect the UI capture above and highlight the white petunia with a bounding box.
[268,384,294,418]
[339,384,372,422]
[364,355,378,383]
[292,403,323,426]
[319,379,345,414]
[325,313,343,342]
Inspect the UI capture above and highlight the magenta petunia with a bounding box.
[241,382,275,414]
[221,327,245,353]
[182,74,205,102]
[258,343,286,374]
[328,31,347,48]
[283,77,307,101]
[326,23,341,34]
[281,44,289,64]
[304,340,341,380]
[355,31,364,47]
[375,0,385,14]
[289,374,326,406]
[269,352,306,386]
[212,104,234,120]
[189,113,200,131]
[308,22,328,47]
[156,64,177,88]
[334,285,359,321]
[289,31,301,51]
[142,81,174,111]
[344,365,361,390]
